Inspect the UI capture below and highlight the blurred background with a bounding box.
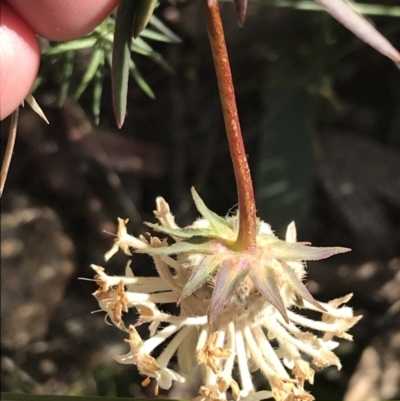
[1,0,400,399]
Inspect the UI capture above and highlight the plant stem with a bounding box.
[203,0,256,252]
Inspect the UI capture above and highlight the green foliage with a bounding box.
[33,13,180,125]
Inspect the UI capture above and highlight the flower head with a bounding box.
[91,188,361,400]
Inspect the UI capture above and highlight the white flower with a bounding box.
[113,325,186,394]
[91,191,361,400]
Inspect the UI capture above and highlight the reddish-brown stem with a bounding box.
[203,0,256,252]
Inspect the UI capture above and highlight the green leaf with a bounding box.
[179,255,221,302]
[92,55,105,125]
[140,28,179,43]
[149,15,181,43]
[191,187,233,235]
[208,256,250,324]
[107,39,157,101]
[45,37,98,56]
[57,51,75,106]
[133,0,158,38]
[32,54,58,92]
[129,59,155,99]
[73,47,104,101]
[131,37,174,73]
[112,0,137,128]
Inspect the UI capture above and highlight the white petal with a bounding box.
[156,367,186,389]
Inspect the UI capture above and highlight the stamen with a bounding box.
[141,377,151,387]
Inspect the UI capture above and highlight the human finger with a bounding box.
[0,2,40,120]
[7,0,119,41]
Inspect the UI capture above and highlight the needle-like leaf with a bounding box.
[133,0,159,39]
[233,0,248,27]
[112,0,136,128]
[315,0,400,63]
[92,56,105,125]
[131,37,174,73]
[0,108,19,198]
[32,54,58,93]
[149,15,182,43]
[73,47,104,101]
[129,59,155,99]
[57,51,74,106]
[25,94,49,124]
[45,37,98,56]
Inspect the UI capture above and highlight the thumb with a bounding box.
[0,2,40,120]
